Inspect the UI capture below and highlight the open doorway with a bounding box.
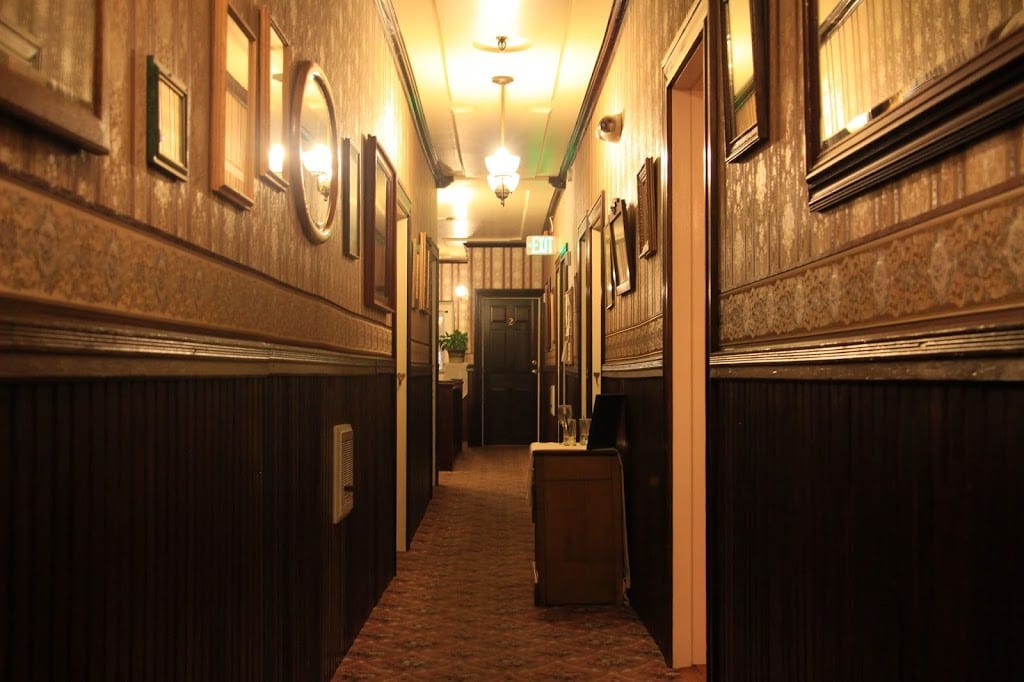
[664,2,709,669]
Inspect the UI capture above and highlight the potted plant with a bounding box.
[439,329,469,362]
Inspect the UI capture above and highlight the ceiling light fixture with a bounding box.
[485,75,520,207]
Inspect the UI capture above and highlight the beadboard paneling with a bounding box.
[2,373,395,682]
[709,377,1024,681]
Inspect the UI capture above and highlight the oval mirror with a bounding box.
[290,61,339,243]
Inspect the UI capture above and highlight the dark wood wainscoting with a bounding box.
[708,378,1023,681]
[2,373,396,682]
[600,374,671,661]
[406,367,433,546]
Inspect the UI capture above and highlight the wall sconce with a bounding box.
[454,284,469,299]
[596,113,623,142]
[301,143,333,198]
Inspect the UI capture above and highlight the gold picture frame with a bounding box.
[211,0,256,209]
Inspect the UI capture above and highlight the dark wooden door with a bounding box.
[481,297,538,444]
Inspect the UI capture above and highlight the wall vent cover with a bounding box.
[332,424,354,523]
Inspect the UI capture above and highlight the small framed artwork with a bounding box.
[342,138,360,258]
[211,0,257,209]
[364,135,396,312]
[601,215,616,310]
[258,7,291,190]
[636,157,657,258]
[145,56,188,181]
[0,1,108,153]
[608,198,634,295]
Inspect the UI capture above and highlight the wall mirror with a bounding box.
[364,135,397,311]
[0,0,108,153]
[805,0,1024,210]
[258,7,290,190]
[721,0,768,160]
[290,60,339,243]
[211,0,256,209]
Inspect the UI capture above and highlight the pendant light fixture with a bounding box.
[485,75,520,207]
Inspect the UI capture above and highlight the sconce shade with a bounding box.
[301,143,333,177]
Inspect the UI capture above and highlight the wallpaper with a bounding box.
[555,0,698,365]
[0,0,437,357]
[718,0,1024,349]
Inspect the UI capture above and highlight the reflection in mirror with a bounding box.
[723,0,767,160]
[259,8,290,189]
[817,0,1021,147]
[806,0,1024,210]
[290,61,338,243]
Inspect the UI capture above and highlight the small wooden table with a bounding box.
[530,443,626,606]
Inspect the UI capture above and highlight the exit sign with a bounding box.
[526,235,554,255]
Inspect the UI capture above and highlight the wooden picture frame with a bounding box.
[258,7,290,191]
[342,138,361,258]
[364,135,396,312]
[608,198,634,296]
[0,0,109,153]
[211,1,256,209]
[145,56,188,181]
[804,1,1024,211]
[722,0,768,161]
[636,157,657,258]
[601,214,616,310]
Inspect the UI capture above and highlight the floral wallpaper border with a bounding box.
[719,188,1024,346]
[0,180,391,357]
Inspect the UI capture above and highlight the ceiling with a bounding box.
[387,0,620,259]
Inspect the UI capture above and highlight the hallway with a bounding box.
[333,446,703,680]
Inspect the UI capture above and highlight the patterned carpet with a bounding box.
[332,445,705,681]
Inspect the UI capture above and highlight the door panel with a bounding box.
[481,298,537,444]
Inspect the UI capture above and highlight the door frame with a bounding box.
[474,289,543,445]
[662,0,713,668]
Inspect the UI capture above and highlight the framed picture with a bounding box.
[544,278,555,351]
[258,7,290,190]
[211,0,256,209]
[608,198,634,295]
[342,138,360,258]
[804,0,1024,210]
[145,56,188,181]
[601,214,616,310]
[636,157,657,258]
[721,0,768,161]
[364,135,396,312]
[0,0,109,153]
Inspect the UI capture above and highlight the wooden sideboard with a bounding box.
[531,445,625,605]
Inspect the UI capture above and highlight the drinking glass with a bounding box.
[556,404,573,443]
[577,417,591,445]
[562,417,577,445]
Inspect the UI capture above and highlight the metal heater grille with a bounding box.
[332,424,354,523]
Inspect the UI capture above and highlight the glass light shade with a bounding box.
[301,143,333,177]
[487,172,520,193]
[485,146,520,176]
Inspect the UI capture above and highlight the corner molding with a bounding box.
[0,315,394,378]
[710,327,1024,381]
